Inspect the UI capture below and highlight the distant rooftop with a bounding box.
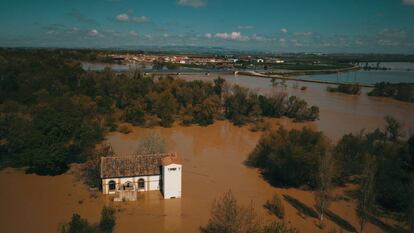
[100,153,180,179]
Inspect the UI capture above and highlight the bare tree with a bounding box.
[136,131,166,155]
[315,148,336,226]
[357,154,377,233]
[200,190,261,233]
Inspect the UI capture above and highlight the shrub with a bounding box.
[264,194,285,219]
[99,206,116,233]
[327,84,361,95]
[246,127,328,187]
[262,222,299,233]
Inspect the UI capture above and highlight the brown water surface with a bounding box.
[0,120,398,233]
[1,75,412,233]
[181,74,414,140]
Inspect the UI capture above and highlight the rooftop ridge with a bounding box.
[100,152,179,179]
[102,152,177,159]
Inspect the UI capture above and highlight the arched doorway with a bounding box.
[138,178,145,190]
[108,180,116,191]
[123,181,134,191]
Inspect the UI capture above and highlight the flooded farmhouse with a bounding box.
[100,153,182,201]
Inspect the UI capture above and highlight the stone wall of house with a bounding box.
[102,175,161,194]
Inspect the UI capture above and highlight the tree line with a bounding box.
[246,116,414,232]
[368,82,414,102]
[0,49,319,176]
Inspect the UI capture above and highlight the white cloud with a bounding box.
[205,33,212,38]
[177,0,207,8]
[116,13,129,21]
[402,0,414,5]
[88,29,99,36]
[213,32,248,41]
[280,28,288,33]
[279,38,286,43]
[116,13,148,23]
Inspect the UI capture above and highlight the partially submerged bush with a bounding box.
[327,84,361,95]
[264,194,285,219]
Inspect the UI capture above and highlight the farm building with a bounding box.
[100,153,182,201]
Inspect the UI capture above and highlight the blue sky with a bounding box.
[1,0,414,53]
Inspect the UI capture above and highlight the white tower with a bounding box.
[162,154,182,199]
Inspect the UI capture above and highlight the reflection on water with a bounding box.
[163,198,182,232]
[299,70,414,85]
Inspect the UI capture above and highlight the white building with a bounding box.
[101,153,182,201]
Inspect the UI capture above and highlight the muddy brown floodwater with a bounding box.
[1,75,412,233]
[181,74,414,140]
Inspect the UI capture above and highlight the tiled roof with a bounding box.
[100,153,178,179]
[161,154,182,166]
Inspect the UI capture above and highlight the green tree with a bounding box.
[247,127,327,187]
[156,91,178,127]
[99,206,116,233]
[213,76,226,97]
[61,214,93,233]
[124,104,145,125]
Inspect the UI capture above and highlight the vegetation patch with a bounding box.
[368,82,414,102]
[327,84,361,95]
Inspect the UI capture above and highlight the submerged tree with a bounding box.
[136,131,166,155]
[264,193,285,219]
[60,214,92,233]
[200,190,261,233]
[60,206,116,233]
[99,206,116,233]
[315,148,336,226]
[357,154,377,233]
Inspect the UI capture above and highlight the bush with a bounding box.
[368,82,414,102]
[327,84,361,95]
[60,214,93,233]
[99,206,116,233]
[264,194,285,219]
[246,127,328,187]
[61,206,116,233]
